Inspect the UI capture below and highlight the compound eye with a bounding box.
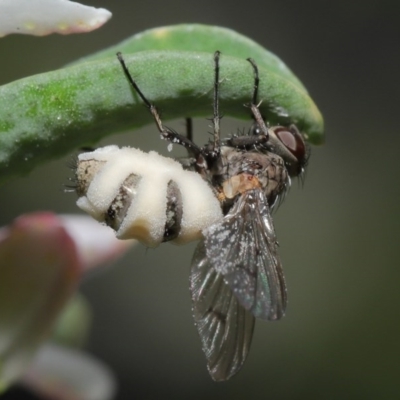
[274,125,306,162]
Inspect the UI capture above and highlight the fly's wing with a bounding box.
[190,240,255,381]
[204,188,287,321]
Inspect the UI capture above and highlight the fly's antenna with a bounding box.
[211,51,222,156]
[246,58,269,139]
[116,52,202,156]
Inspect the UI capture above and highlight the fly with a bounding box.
[77,51,309,381]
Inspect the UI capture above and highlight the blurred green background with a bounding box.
[1,0,399,399]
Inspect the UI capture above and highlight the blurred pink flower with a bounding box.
[0,212,133,396]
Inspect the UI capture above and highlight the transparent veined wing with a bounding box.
[190,241,255,381]
[204,188,287,320]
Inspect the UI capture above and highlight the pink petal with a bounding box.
[23,344,116,400]
[59,214,135,272]
[0,212,82,388]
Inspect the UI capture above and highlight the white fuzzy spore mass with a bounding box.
[75,146,223,247]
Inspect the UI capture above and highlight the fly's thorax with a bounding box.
[214,147,289,206]
[74,146,222,247]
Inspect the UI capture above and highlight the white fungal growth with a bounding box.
[75,146,223,247]
[0,0,112,37]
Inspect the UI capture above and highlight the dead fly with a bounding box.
[74,51,308,381]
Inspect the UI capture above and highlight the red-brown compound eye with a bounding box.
[273,125,306,163]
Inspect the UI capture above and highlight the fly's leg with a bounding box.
[210,51,221,156]
[176,118,197,170]
[200,51,223,160]
[116,52,202,157]
[196,51,224,177]
[181,51,225,173]
[185,117,193,143]
[184,117,199,159]
[225,134,268,149]
[246,58,270,139]
[223,58,269,150]
[246,57,300,168]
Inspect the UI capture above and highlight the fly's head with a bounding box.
[251,123,309,178]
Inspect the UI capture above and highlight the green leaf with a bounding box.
[0,24,324,185]
[73,24,307,91]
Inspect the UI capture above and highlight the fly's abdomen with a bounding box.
[75,146,222,247]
